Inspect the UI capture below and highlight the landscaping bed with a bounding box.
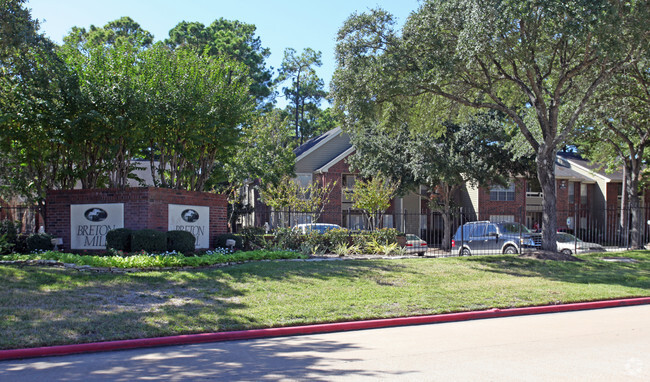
[1,250,649,350]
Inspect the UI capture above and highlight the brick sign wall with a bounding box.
[46,188,227,252]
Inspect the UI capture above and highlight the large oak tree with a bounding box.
[333,1,647,251]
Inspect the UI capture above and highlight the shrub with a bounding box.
[324,228,350,248]
[13,234,29,254]
[214,233,243,250]
[0,219,19,246]
[370,228,400,245]
[352,234,369,253]
[239,227,267,250]
[303,231,331,254]
[0,234,14,255]
[26,233,54,252]
[167,230,196,254]
[272,227,302,250]
[131,229,167,253]
[106,228,133,252]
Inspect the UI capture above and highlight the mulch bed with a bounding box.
[519,250,583,261]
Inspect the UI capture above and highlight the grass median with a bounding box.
[1,250,649,350]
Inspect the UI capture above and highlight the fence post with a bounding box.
[574,208,578,254]
[626,205,630,250]
[518,206,523,252]
[459,207,465,254]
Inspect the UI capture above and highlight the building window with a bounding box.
[295,173,312,188]
[490,183,515,201]
[384,215,394,229]
[342,174,356,203]
[342,174,356,189]
[580,184,588,205]
[568,181,575,204]
[490,215,515,222]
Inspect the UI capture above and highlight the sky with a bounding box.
[27,0,421,107]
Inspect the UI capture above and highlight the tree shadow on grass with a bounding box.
[0,267,249,349]
[463,254,650,290]
[0,260,422,350]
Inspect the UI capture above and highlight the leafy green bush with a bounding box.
[370,228,400,245]
[324,228,350,248]
[26,233,54,252]
[239,227,267,250]
[0,219,19,246]
[0,249,307,268]
[336,243,361,256]
[303,231,331,254]
[13,234,29,254]
[106,228,133,252]
[352,234,368,253]
[349,229,403,254]
[167,230,196,254]
[131,229,167,253]
[0,234,14,255]
[214,233,243,250]
[272,227,302,250]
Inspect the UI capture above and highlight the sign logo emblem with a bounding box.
[84,208,108,222]
[181,209,199,223]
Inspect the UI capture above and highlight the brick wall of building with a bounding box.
[476,178,527,222]
[46,187,227,251]
[556,179,570,230]
[314,154,355,225]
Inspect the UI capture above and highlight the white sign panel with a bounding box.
[70,203,124,249]
[168,204,210,249]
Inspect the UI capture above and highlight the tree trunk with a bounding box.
[620,165,628,246]
[627,160,642,249]
[441,206,451,251]
[536,150,558,252]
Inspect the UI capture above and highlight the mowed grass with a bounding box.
[1,251,649,349]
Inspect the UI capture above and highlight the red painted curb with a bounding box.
[2,297,649,361]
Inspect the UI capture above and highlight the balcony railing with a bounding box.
[526,192,543,211]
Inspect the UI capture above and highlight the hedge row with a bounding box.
[106,229,196,254]
[235,227,405,255]
[1,219,54,254]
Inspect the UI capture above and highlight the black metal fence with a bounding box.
[239,206,650,256]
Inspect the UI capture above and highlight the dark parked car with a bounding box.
[452,221,541,255]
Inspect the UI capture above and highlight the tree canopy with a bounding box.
[333,0,648,251]
[346,107,527,249]
[0,7,255,220]
[165,18,273,102]
[62,16,153,49]
[0,0,77,212]
[277,48,327,143]
[575,55,650,248]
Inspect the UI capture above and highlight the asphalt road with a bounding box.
[1,304,649,381]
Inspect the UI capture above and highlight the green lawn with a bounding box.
[1,251,649,350]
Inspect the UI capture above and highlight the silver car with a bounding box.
[556,232,605,255]
[405,234,428,256]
